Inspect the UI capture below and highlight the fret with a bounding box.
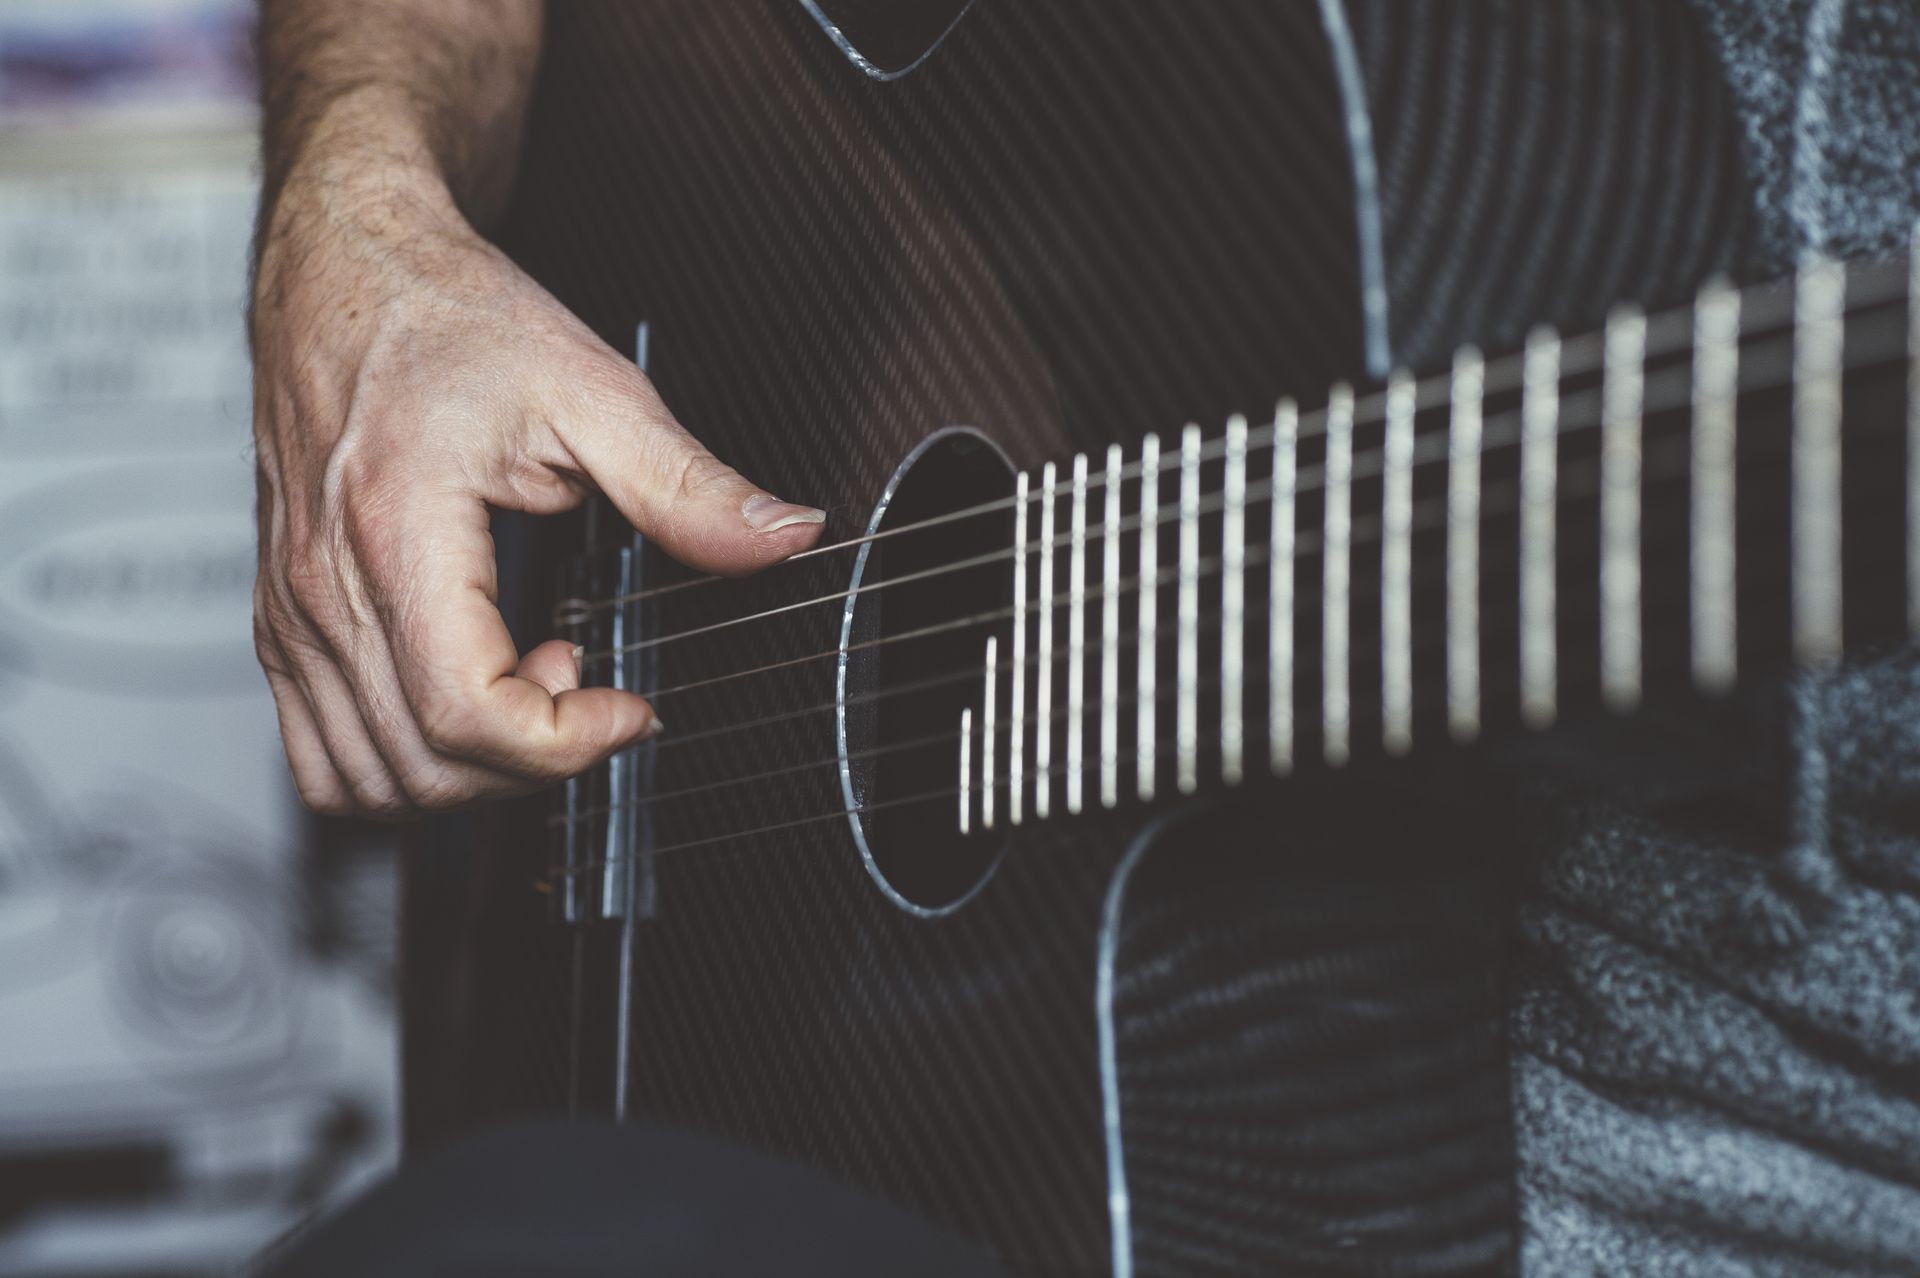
[1448,347,1484,741]
[1137,435,1161,802]
[1520,326,1560,728]
[1067,453,1090,814]
[1177,425,1203,794]
[1793,257,1845,668]
[1692,279,1740,693]
[1909,224,1920,638]
[1221,416,1248,784]
[958,707,973,835]
[1100,444,1123,809]
[1035,462,1058,818]
[1381,371,1415,755]
[1009,471,1030,825]
[1323,384,1354,766]
[981,634,998,830]
[1270,401,1298,776]
[1601,305,1646,711]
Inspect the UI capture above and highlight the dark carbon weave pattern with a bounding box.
[400,3,1759,1274]
[488,7,1366,1273]
[1110,791,1519,1277]
[1345,0,1753,372]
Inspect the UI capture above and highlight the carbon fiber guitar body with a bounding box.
[401,5,1757,1273]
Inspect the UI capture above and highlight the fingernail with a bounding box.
[639,716,666,741]
[571,644,585,676]
[741,493,825,534]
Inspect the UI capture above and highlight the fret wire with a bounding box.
[1692,279,1740,692]
[556,469,1768,862]
[560,427,1828,834]
[1449,347,1485,740]
[1520,326,1560,728]
[1601,305,1647,711]
[1382,371,1415,754]
[1067,453,1090,814]
[958,707,973,835]
[1177,425,1203,794]
[642,479,1279,711]
[1794,257,1846,668]
[1137,435,1161,802]
[1009,471,1029,825]
[1044,460,1059,817]
[1911,224,1920,639]
[981,635,998,830]
[586,465,1276,670]
[556,692,1238,877]
[1100,444,1124,809]
[569,672,1216,832]
[662,658,994,750]
[1221,416,1248,785]
[634,488,1265,700]
[1271,400,1298,776]
[573,335,1907,705]
[557,255,1915,622]
[574,299,1913,671]
[563,611,1207,827]
[1323,384,1354,766]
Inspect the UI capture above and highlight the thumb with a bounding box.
[555,363,824,576]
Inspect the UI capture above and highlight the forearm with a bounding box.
[256,0,542,242]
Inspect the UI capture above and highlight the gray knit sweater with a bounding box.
[1515,7,1920,1271]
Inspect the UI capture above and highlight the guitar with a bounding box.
[400,4,1919,1274]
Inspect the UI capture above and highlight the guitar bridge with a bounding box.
[549,520,658,924]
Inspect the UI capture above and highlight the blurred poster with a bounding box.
[0,4,397,1276]
[0,166,255,456]
[0,0,254,135]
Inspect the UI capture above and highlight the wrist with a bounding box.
[265,91,461,230]
[253,106,471,325]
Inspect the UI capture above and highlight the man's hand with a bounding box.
[251,5,821,819]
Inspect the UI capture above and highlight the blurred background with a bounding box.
[0,2,399,1274]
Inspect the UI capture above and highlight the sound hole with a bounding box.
[838,427,1014,914]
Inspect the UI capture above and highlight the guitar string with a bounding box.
[570,329,1904,811]
[578,323,1905,679]
[580,363,1628,672]
[540,261,1912,877]
[557,255,1909,619]
[552,417,1789,836]
[546,563,1774,882]
[545,677,1217,856]
[587,485,1254,658]
[656,661,1016,750]
[546,592,1724,883]
[560,498,1641,824]
[553,636,1168,824]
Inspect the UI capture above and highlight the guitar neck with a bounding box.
[961,248,1920,833]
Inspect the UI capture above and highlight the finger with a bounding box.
[341,614,569,810]
[517,638,585,697]
[377,489,660,778]
[279,632,420,819]
[549,360,825,576]
[259,641,353,815]
[512,639,665,736]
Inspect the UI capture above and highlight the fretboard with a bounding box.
[958,246,1920,835]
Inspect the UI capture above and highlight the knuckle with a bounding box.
[338,473,406,563]
[398,764,467,812]
[282,555,337,623]
[669,447,738,506]
[418,693,482,756]
[295,779,351,818]
[333,758,409,818]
